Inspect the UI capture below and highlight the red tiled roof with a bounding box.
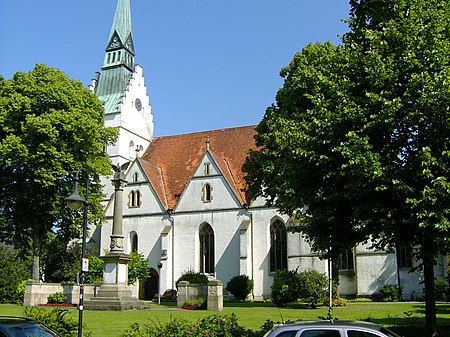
[139,125,257,210]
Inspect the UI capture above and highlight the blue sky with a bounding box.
[0,1,350,136]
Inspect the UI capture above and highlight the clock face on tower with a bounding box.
[135,98,142,111]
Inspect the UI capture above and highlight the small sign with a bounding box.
[82,258,89,272]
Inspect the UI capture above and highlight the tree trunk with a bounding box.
[423,254,437,337]
[31,236,40,281]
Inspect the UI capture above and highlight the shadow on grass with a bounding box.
[348,304,450,337]
[223,301,312,309]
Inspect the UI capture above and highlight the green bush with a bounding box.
[176,269,208,286]
[121,314,258,337]
[226,275,254,300]
[297,270,329,308]
[0,247,31,304]
[196,314,254,336]
[128,251,150,285]
[84,254,104,284]
[435,278,449,301]
[22,307,79,337]
[47,292,67,304]
[376,284,402,302]
[271,269,300,307]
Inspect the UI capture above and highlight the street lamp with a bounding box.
[65,169,89,337]
[157,262,163,305]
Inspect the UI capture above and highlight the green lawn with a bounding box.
[1,302,449,337]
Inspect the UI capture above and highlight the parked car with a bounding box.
[0,316,61,337]
[263,320,401,337]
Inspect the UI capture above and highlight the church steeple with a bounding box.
[103,0,134,70]
[92,0,154,192]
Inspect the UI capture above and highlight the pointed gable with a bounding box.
[140,125,257,210]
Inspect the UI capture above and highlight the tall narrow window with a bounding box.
[136,190,141,206]
[397,245,413,269]
[204,163,211,175]
[199,223,215,274]
[131,233,138,252]
[202,183,212,202]
[270,219,287,272]
[338,249,354,271]
[129,141,135,159]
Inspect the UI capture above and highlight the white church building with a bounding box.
[89,0,448,301]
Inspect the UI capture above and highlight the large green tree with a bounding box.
[244,1,450,336]
[0,64,117,281]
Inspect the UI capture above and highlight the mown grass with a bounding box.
[1,302,449,337]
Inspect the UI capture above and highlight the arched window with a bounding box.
[202,183,212,202]
[270,219,287,272]
[199,223,215,274]
[131,233,138,252]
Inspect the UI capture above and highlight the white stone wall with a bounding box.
[97,158,448,302]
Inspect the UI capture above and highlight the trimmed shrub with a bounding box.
[47,292,67,304]
[271,269,300,307]
[297,270,328,308]
[176,269,208,286]
[226,275,254,300]
[376,284,402,302]
[160,289,177,302]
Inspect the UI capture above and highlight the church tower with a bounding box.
[90,0,154,171]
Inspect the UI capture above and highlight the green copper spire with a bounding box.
[102,0,135,71]
[95,0,135,113]
[107,0,134,55]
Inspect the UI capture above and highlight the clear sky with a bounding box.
[0,1,350,136]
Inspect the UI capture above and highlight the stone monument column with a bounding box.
[110,167,126,253]
[84,164,145,310]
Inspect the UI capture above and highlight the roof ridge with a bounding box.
[221,157,243,203]
[153,125,256,139]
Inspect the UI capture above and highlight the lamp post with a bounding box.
[157,262,163,304]
[65,169,89,337]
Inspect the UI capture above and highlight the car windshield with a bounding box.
[13,325,59,337]
[379,327,401,337]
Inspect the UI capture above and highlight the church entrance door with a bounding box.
[139,268,158,300]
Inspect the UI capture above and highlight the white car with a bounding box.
[263,320,401,337]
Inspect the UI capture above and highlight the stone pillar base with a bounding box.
[84,284,147,310]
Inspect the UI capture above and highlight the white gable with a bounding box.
[104,160,166,217]
[193,152,220,177]
[176,152,241,212]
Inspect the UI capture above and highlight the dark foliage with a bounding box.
[226,275,254,300]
